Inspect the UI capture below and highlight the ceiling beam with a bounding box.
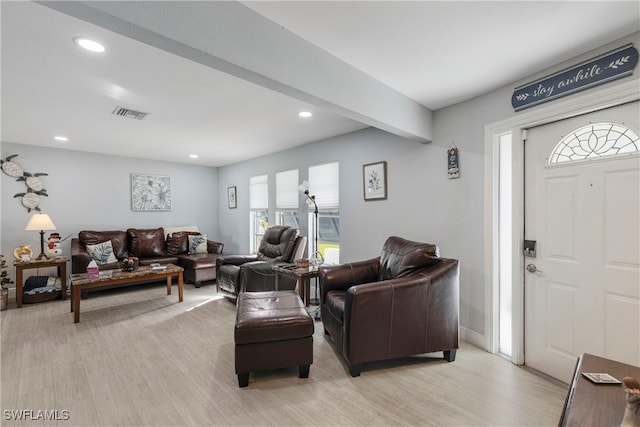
[40,1,432,142]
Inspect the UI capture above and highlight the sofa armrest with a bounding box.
[71,238,92,274]
[207,240,224,254]
[318,257,379,303]
[237,261,297,292]
[216,254,258,269]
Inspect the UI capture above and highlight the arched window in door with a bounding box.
[548,122,639,165]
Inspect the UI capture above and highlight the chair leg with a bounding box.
[299,365,310,378]
[349,364,362,377]
[444,349,457,362]
[194,281,202,288]
[237,373,249,388]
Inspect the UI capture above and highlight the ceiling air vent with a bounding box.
[112,106,148,120]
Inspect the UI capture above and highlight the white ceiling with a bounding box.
[2,1,639,167]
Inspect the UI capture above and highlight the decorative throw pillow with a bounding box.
[85,240,118,265]
[188,234,208,254]
[166,231,200,255]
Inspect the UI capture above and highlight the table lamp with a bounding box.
[25,213,56,261]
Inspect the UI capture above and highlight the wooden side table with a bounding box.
[14,257,68,308]
[272,264,319,306]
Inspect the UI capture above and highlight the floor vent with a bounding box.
[112,106,148,120]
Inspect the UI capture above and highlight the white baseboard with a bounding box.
[460,326,489,352]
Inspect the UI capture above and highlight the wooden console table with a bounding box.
[69,264,183,323]
[559,353,640,426]
[14,257,68,308]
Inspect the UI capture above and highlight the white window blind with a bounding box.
[276,169,299,210]
[309,162,339,209]
[249,174,268,210]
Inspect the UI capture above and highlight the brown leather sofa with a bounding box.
[318,236,460,377]
[216,225,307,300]
[71,227,224,287]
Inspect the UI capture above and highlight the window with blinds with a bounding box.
[249,174,268,253]
[275,169,299,228]
[308,162,340,264]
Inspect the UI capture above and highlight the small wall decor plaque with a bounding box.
[363,161,387,201]
[131,173,172,211]
[448,144,459,179]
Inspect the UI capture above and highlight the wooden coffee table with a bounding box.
[69,264,184,323]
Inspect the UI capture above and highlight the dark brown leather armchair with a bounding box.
[216,225,307,300]
[318,236,459,377]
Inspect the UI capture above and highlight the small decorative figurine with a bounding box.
[622,377,640,427]
[46,233,62,257]
[13,244,33,262]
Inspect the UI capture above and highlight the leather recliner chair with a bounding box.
[216,225,307,301]
[318,236,460,377]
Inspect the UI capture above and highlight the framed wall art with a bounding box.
[228,186,237,209]
[131,173,172,211]
[363,161,387,201]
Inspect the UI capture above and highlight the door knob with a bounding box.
[526,263,543,273]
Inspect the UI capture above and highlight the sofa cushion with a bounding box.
[79,230,129,260]
[188,234,208,254]
[85,240,118,265]
[324,290,346,323]
[378,236,440,281]
[166,231,200,255]
[127,228,166,258]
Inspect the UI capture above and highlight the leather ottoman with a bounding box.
[177,253,221,287]
[234,290,314,387]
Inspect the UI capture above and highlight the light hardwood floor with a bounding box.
[1,282,568,426]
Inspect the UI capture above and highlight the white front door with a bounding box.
[524,101,640,383]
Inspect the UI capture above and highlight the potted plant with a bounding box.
[1,254,14,310]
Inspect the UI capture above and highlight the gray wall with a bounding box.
[1,143,219,282]
[217,126,485,335]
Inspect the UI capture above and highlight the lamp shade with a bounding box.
[298,180,310,193]
[25,213,56,231]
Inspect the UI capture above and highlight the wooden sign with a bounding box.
[512,44,638,111]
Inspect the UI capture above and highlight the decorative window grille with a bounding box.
[548,123,639,165]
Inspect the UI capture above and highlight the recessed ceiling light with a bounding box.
[298,111,313,118]
[74,37,105,53]
[189,154,199,159]
[54,136,68,142]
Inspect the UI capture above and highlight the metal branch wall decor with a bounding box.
[1,154,50,212]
